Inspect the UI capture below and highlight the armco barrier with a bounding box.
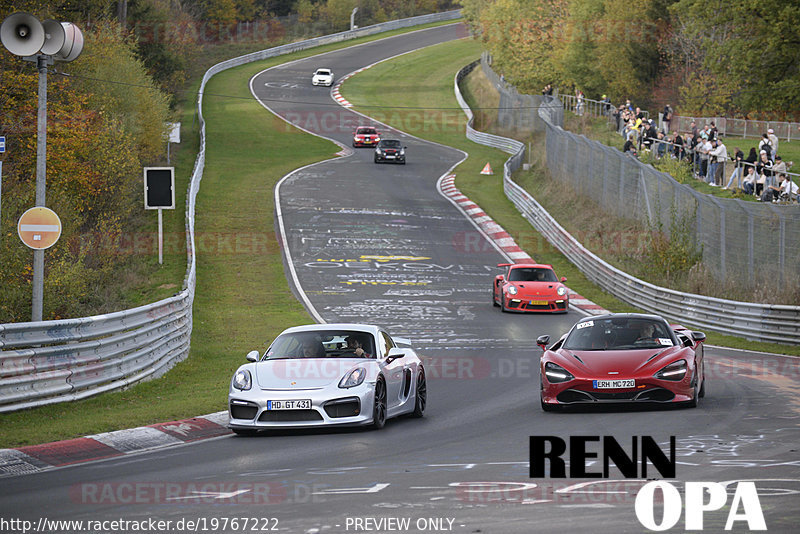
[0,10,463,413]
[454,60,800,344]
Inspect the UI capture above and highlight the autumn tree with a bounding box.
[668,0,800,117]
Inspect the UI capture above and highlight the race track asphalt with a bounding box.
[0,23,798,534]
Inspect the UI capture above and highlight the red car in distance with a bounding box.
[493,263,569,313]
[536,314,706,411]
[352,126,380,147]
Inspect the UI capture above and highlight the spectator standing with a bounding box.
[767,128,779,156]
[698,137,712,180]
[758,133,773,160]
[708,138,728,186]
[709,121,718,141]
[724,147,745,189]
[690,121,698,138]
[601,94,612,115]
[576,90,584,116]
[661,104,673,134]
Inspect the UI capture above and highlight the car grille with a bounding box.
[323,397,361,418]
[557,388,675,403]
[230,401,258,420]
[258,410,323,422]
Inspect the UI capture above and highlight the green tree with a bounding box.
[66,20,172,161]
[669,0,800,117]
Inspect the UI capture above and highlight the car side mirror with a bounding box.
[536,335,550,350]
[691,331,706,343]
[560,277,567,283]
[246,350,259,362]
[385,348,406,364]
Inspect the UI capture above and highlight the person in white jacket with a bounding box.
[707,139,728,186]
[767,128,779,157]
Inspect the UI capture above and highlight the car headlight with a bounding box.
[654,359,687,381]
[557,286,567,296]
[339,367,366,389]
[232,369,252,391]
[544,362,574,383]
[507,285,518,295]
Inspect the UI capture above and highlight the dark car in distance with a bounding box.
[374,139,406,164]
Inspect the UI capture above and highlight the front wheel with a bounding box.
[371,378,387,429]
[374,156,380,163]
[500,296,508,313]
[411,368,426,418]
[540,397,558,412]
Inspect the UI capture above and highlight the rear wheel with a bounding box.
[371,378,387,429]
[698,361,706,398]
[411,368,426,417]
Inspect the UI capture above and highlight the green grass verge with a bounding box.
[0,20,464,448]
[341,40,800,358]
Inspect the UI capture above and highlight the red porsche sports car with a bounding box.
[352,126,380,147]
[537,313,706,411]
[493,263,569,313]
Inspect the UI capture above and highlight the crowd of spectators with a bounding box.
[610,101,798,203]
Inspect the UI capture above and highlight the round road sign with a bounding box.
[17,206,62,250]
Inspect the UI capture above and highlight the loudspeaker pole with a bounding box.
[31,54,48,322]
[2,12,83,322]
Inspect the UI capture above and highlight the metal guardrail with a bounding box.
[454,60,800,344]
[0,10,464,414]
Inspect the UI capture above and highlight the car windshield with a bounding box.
[315,69,331,76]
[562,318,676,351]
[264,330,376,360]
[380,140,401,148]
[357,128,376,135]
[508,267,557,282]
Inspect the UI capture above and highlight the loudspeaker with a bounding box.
[0,12,45,57]
[54,22,83,62]
[39,19,65,56]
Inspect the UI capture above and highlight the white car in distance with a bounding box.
[312,68,334,87]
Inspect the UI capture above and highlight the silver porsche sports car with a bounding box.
[228,324,426,434]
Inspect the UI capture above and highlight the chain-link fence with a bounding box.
[479,52,552,135]
[672,116,800,142]
[479,55,800,285]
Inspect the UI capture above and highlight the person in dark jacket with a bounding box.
[724,147,745,189]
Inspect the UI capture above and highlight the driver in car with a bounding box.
[635,322,655,341]
[345,335,370,358]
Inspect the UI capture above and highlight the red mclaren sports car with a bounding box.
[537,313,706,411]
[493,263,569,313]
[352,126,380,147]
